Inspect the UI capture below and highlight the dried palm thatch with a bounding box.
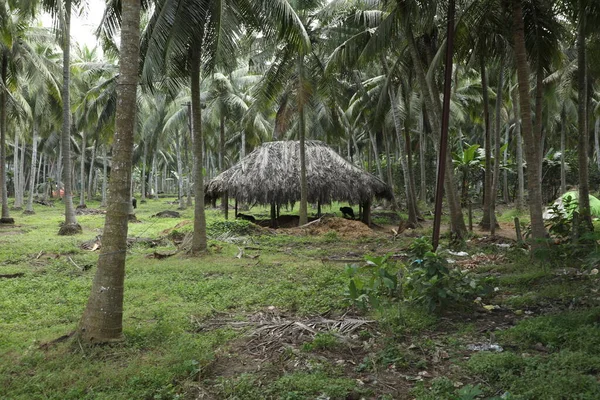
[206,140,393,207]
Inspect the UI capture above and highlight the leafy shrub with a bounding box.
[402,237,490,312]
[344,254,399,310]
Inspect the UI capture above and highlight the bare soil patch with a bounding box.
[281,216,376,239]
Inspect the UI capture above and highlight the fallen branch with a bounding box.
[0,273,24,279]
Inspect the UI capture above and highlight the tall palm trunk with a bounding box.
[512,86,525,209]
[389,87,418,226]
[406,24,466,238]
[491,56,505,236]
[577,0,592,230]
[100,146,108,207]
[87,140,96,201]
[561,106,567,195]
[419,113,427,203]
[58,0,80,235]
[512,0,546,241]
[190,48,207,254]
[298,55,308,226]
[25,123,38,214]
[0,51,13,224]
[175,130,185,209]
[79,131,86,207]
[13,134,23,209]
[79,0,141,342]
[480,57,493,229]
[141,140,147,202]
[594,118,600,173]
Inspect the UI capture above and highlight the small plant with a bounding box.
[302,333,340,352]
[344,254,399,310]
[403,237,489,312]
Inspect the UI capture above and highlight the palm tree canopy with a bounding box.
[206,140,393,207]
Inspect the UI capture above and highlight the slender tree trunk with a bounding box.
[79,0,141,343]
[240,131,246,160]
[369,131,383,180]
[512,0,546,241]
[0,52,13,224]
[534,65,544,187]
[503,120,510,203]
[190,48,208,254]
[13,134,23,209]
[512,86,525,209]
[406,23,466,238]
[480,57,492,229]
[491,56,505,235]
[561,106,567,195]
[298,55,308,226]
[389,87,418,226]
[594,118,600,174]
[88,140,96,201]
[100,146,108,207]
[152,154,159,200]
[577,0,592,230]
[58,0,80,235]
[79,131,86,207]
[419,112,427,203]
[219,114,225,171]
[175,130,185,209]
[25,124,38,214]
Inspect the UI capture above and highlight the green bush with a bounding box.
[344,254,399,310]
[402,237,490,312]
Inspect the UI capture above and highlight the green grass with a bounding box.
[2,198,600,399]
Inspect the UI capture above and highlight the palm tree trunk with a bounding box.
[298,55,308,226]
[175,130,185,209]
[190,48,208,254]
[561,106,567,194]
[512,0,546,241]
[594,118,600,173]
[491,55,505,235]
[577,0,592,230]
[0,52,13,224]
[503,121,510,203]
[389,88,418,226]
[512,86,525,209]
[79,131,86,207]
[406,23,466,238]
[79,0,141,343]
[87,140,96,201]
[25,123,38,214]
[419,112,427,203]
[13,134,22,209]
[58,0,80,235]
[480,56,492,229]
[100,145,108,207]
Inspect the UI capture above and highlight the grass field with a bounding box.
[1,198,599,399]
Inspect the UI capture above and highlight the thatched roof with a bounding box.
[206,140,393,206]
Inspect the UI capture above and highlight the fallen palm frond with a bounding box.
[190,310,375,354]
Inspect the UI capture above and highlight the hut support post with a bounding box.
[222,191,228,220]
[361,199,371,226]
[270,202,277,228]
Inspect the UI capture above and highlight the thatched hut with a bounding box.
[206,140,393,225]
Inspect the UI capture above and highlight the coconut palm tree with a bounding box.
[138,0,309,251]
[79,0,141,343]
